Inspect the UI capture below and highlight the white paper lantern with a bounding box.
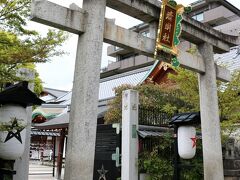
[0,104,27,160]
[178,126,196,159]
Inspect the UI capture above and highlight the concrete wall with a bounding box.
[106,55,154,72]
[203,6,236,26]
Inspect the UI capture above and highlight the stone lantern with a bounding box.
[0,81,43,160]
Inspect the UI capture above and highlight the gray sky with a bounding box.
[31,0,240,90]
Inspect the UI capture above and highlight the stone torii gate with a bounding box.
[31,0,239,179]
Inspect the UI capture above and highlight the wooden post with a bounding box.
[56,129,65,180]
[52,136,56,177]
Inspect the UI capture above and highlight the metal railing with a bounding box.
[138,106,171,127]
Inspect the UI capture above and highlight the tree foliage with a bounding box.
[139,133,174,180]
[0,0,68,93]
[219,71,240,125]
[0,30,66,85]
[104,83,193,124]
[0,0,35,35]
[168,68,240,129]
[168,68,199,112]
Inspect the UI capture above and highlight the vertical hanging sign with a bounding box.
[155,0,190,67]
[159,4,177,49]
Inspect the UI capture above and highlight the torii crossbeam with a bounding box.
[30,0,239,180]
[31,0,234,82]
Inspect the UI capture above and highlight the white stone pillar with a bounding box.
[14,69,35,180]
[121,89,139,180]
[198,42,224,180]
[64,0,106,180]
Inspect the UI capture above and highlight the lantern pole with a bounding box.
[173,125,180,180]
[0,159,16,180]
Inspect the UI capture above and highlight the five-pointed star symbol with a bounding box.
[97,164,108,180]
[190,136,197,148]
[4,129,23,144]
[4,118,24,144]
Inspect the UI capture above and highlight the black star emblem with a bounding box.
[97,164,108,180]
[4,118,24,144]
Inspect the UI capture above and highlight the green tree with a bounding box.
[139,133,174,180]
[0,0,33,35]
[168,68,240,127]
[0,0,67,93]
[168,68,199,112]
[219,71,240,124]
[104,83,191,124]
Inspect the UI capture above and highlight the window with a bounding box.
[192,13,204,22]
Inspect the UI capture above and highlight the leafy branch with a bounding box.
[0,117,26,132]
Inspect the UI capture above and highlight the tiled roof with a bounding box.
[55,91,72,105]
[137,130,164,138]
[215,46,240,72]
[55,66,150,105]
[43,87,68,98]
[40,94,56,102]
[34,112,69,129]
[99,69,148,100]
[34,104,109,129]
[169,112,201,126]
